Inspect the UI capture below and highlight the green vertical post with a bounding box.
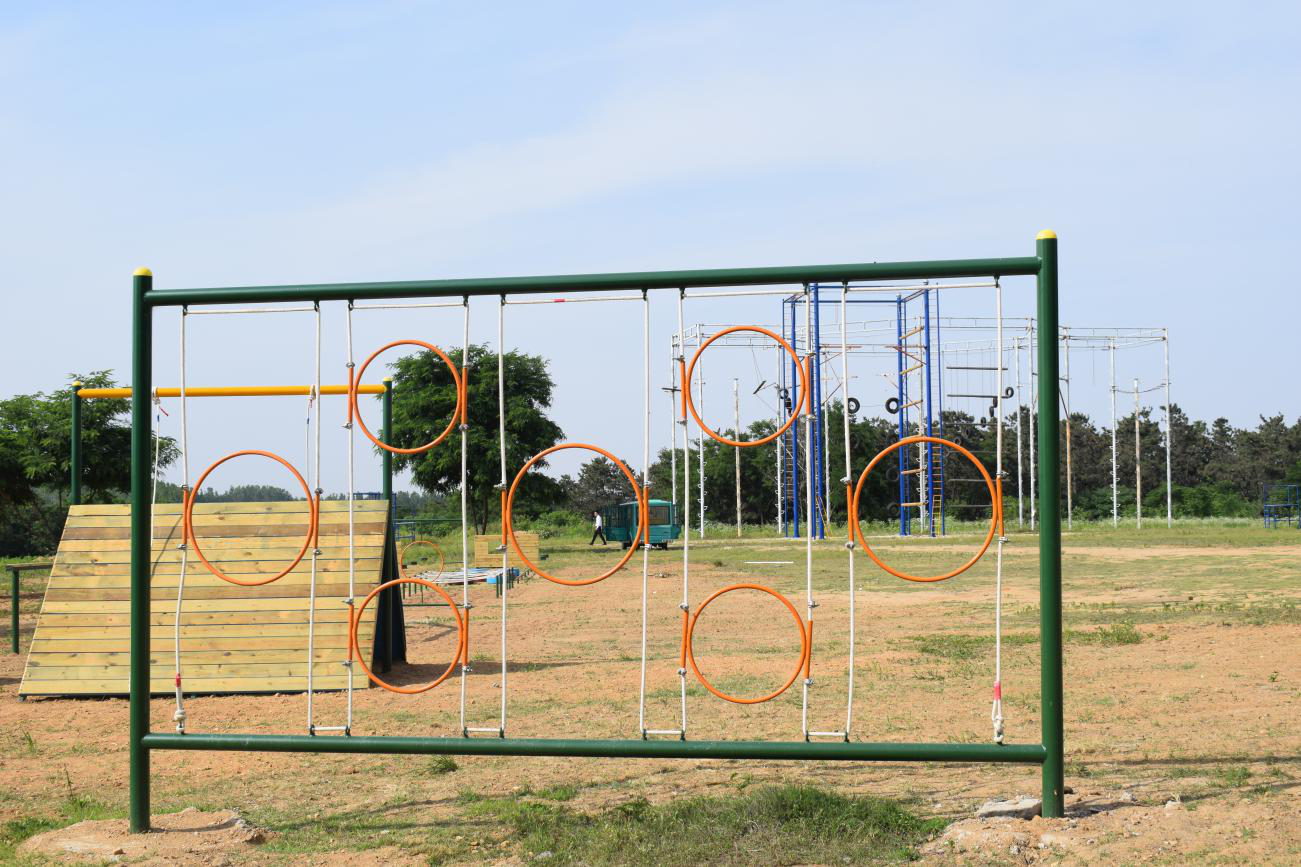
[70,383,83,506]
[381,378,393,503]
[1035,231,1065,817]
[9,567,18,655]
[129,267,154,833]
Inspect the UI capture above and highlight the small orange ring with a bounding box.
[687,583,809,704]
[505,443,645,586]
[185,450,317,587]
[350,339,463,455]
[684,326,809,448]
[350,577,465,694]
[399,539,445,581]
[851,435,997,582]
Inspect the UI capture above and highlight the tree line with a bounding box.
[1,353,1296,554]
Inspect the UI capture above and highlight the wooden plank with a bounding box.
[62,521,386,541]
[44,584,368,602]
[43,567,383,588]
[54,556,381,572]
[25,662,381,678]
[34,610,358,627]
[30,636,358,653]
[41,597,367,614]
[68,501,385,518]
[57,536,385,553]
[29,623,367,641]
[473,532,539,568]
[20,676,363,695]
[30,648,366,666]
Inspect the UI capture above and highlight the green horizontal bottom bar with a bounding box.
[143,733,1045,764]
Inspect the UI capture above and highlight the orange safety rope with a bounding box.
[350,577,465,694]
[505,443,646,586]
[350,339,464,454]
[850,435,997,583]
[682,326,809,448]
[184,450,317,587]
[685,583,809,705]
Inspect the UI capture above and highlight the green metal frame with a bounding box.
[10,562,53,654]
[127,235,1064,832]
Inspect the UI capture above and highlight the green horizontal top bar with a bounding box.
[143,733,1046,764]
[144,256,1042,307]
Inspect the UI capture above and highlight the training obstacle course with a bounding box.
[19,500,388,697]
[123,232,1066,833]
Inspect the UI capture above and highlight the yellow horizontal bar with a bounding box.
[77,384,387,399]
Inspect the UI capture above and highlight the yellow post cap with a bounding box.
[1036,230,1057,240]
[72,380,82,387]
[134,267,153,276]
[383,376,393,382]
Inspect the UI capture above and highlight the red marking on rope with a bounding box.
[157,404,170,417]
[992,682,1002,699]
[175,674,181,687]
[553,298,565,302]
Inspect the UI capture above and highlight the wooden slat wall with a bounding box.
[19,500,387,697]
[473,533,539,570]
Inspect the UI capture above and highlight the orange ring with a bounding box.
[399,539,445,581]
[851,435,997,583]
[350,577,465,694]
[185,450,317,587]
[350,339,464,454]
[684,326,809,448]
[686,583,809,704]
[505,442,645,586]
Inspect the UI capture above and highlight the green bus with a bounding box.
[600,498,681,549]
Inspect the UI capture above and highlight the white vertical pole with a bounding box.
[1014,335,1024,528]
[1163,330,1173,528]
[1110,339,1118,528]
[1134,378,1142,530]
[696,328,705,540]
[669,335,678,513]
[1028,321,1037,530]
[775,343,783,535]
[734,378,742,538]
[1063,328,1073,531]
[840,281,855,736]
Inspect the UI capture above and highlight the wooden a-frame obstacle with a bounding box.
[19,499,397,697]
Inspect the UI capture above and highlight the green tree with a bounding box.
[385,344,564,533]
[0,371,178,555]
[562,456,639,517]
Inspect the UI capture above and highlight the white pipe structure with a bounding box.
[172,309,192,733]
[696,330,705,539]
[1063,327,1073,530]
[1014,336,1024,528]
[458,299,471,735]
[733,378,742,537]
[800,286,815,739]
[1163,330,1173,527]
[1134,378,1142,530]
[991,279,1006,744]
[1110,339,1119,528]
[1028,321,1037,530]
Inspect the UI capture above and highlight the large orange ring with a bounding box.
[686,583,809,704]
[350,340,463,454]
[350,577,465,694]
[400,539,445,581]
[185,450,317,587]
[851,435,997,583]
[505,442,645,586]
[684,326,809,448]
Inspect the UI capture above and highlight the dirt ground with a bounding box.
[2,524,1299,864]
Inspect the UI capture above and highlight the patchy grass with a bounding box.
[427,756,458,776]
[1214,765,1251,788]
[0,796,117,863]
[462,784,944,865]
[1066,621,1144,646]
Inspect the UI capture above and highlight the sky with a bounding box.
[2,2,1297,495]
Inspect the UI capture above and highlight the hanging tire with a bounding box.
[1004,386,1015,399]
[885,396,900,414]
[847,397,861,416]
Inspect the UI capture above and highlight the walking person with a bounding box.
[589,510,606,546]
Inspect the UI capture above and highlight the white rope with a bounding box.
[496,296,508,735]
[991,278,1006,744]
[172,308,191,732]
[840,282,855,739]
[801,286,814,739]
[675,290,690,736]
[344,302,357,733]
[637,289,652,736]
[306,303,323,733]
[458,297,471,735]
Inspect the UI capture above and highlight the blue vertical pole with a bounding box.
[779,301,789,537]
[811,283,824,539]
[923,288,935,537]
[895,296,907,536]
